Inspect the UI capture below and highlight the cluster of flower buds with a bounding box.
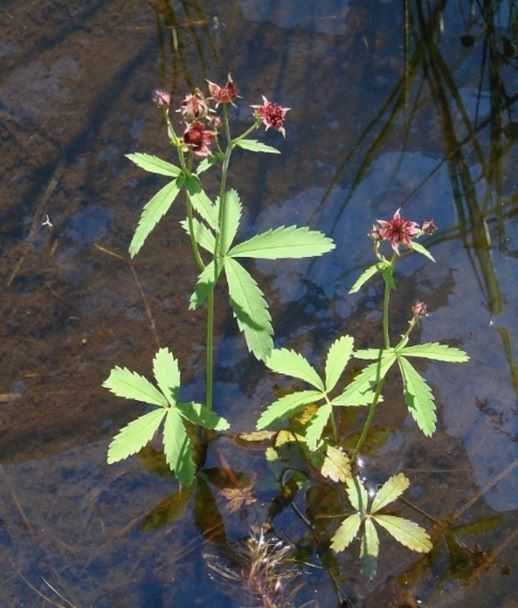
[369,209,437,255]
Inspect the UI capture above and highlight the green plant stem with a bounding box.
[383,273,392,349]
[181,154,205,272]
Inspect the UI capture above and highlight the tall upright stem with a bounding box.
[205,107,232,410]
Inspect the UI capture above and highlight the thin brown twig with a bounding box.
[129,263,161,349]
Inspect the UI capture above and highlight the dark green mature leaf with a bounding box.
[349,264,381,294]
[235,139,280,154]
[107,409,166,464]
[179,402,230,431]
[257,390,323,429]
[163,409,195,484]
[332,352,396,406]
[184,174,218,230]
[141,486,193,530]
[325,335,354,392]
[410,241,436,262]
[103,366,168,407]
[305,403,332,451]
[126,153,181,177]
[228,226,335,259]
[152,348,181,404]
[266,348,324,391]
[398,357,437,436]
[129,180,180,258]
[224,257,273,360]
[370,473,409,513]
[402,343,469,363]
[180,217,216,253]
[373,515,432,553]
[189,261,218,310]
[215,189,242,253]
[331,513,361,552]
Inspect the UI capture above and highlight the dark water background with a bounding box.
[0,0,517,606]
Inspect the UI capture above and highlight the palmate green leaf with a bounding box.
[163,409,195,484]
[178,402,230,431]
[349,263,381,294]
[196,156,219,175]
[332,352,396,406]
[256,390,323,429]
[224,257,273,361]
[346,477,369,513]
[107,409,166,464]
[361,518,380,558]
[103,366,168,407]
[410,241,436,262]
[305,403,332,451]
[184,174,218,230]
[152,348,181,404]
[370,473,410,513]
[180,217,216,253]
[398,357,437,437]
[129,179,180,258]
[354,348,392,360]
[215,189,242,253]
[373,515,432,553]
[235,138,280,154]
[228,226,335,260]
[331,513,361,553]
[266,348,324,391]
[401,342,469,363]
[320,445,352,483]
[325,335,354,392]
[126,153,181,177]
[189,261,220,310]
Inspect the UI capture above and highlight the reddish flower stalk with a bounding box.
[183,121,216,157]
[372,208,420,255]
[251,96,290,138]
[207,74,239,107]
[152,89,171,109]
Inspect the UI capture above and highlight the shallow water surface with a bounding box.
[1,0,517,606]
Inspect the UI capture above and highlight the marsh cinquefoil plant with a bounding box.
[103,76,334,483]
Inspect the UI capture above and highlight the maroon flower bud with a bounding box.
[421,219,437,235]
[368,224,383,241]
[178,90,210,122]
[153,89,171,109]
[183,121,216,158]
[207,74,239,107]
[251,96,290,138]
[411,301,428,318]
[373,208,420,255]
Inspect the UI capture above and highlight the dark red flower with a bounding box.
[178,90,210,122]
[374,208,420,255]
[421,219,437,235]
[153,89,171,108]
[251,96,290,138]
[411,301,428,318]
[207,74,239,107]
[183,121,216,158]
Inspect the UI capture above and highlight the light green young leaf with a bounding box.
[184,174,218,230]
[257,390,323,429]
[126,153,181,177]
[398,357,437,437]
[224,257,273,361]
[178,402,230,431]
[107,409,166,464]
[401,342,469,363]
[370,473,410,514]
[320,445,352,483]
[163,409,195,484]
[305,403,332,451]
[354,348,392,360]
[215,189,242,253]
[410,241,436,262]
[346,477,369,513]
[349,263,381,294]
[373,515,432,553]
[332,352,396,406]
[129,180,180,258]
[361,518,380,558]
[189,261,219,310]
[331,513,361,553]
[152,348,181,404]
[228,226,335,260]
[196,156,219,175]
[235,139,280,154]
[325,335,354,392]
[266,348,324,391]
[103,366,168,407]
[180,217,216,253]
